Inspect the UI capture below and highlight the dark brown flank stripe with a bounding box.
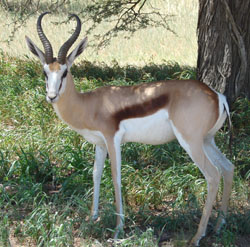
[113,94,169,130]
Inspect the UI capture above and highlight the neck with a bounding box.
[53,72,88,130]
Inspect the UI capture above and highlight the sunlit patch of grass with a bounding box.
[0,0,198,66]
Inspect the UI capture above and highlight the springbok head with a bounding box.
[26,12,87,103]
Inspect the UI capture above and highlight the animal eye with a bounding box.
[43,70,48,79]
[62,70,68,79]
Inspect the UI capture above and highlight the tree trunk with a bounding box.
[197,0,250,105]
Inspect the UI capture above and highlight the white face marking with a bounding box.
[120,109,175,145]
[43,63,68,103]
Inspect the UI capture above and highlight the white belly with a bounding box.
[120,109,175,145]
[54,104,175,146]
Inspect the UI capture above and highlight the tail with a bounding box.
[219,94,233,156]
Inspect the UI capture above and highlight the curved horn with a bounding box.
[57,14,81,64]
[37,12,53,64]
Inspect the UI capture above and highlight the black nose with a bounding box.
[48,95,57,101]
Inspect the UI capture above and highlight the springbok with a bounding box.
[26,12,234,246]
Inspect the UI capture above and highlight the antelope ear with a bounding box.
[25,36,46,64]
[67,37,88,68]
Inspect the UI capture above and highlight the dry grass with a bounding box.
[0,0,198,66]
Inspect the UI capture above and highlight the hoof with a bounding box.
[85,214,100,222]
[91,211,99,221]
[113,225,124,240]
[189,234,203,247]
[114,228,120,240]
[92,215,99,221]
[189,240,199,246]
[215,217,226,233]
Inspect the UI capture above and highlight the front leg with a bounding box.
[106,135,124,239]
[91,145,107,220]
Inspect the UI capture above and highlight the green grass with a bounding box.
[0,54,250,246]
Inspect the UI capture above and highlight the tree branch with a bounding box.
[1,0,173,48]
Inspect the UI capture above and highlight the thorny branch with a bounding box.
[1,0,68,43]
[81,0,172,48]
[0,0,172,48]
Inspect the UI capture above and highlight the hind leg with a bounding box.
[203,136,234,231]
[188,141,221,246]
[171,125,221,246]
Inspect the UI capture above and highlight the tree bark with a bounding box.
[197,0,250,105]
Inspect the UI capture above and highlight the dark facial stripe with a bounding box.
[59,70,67,92]
[59,80,63,92]
[62,70,68,79]
[113,94,169,130]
